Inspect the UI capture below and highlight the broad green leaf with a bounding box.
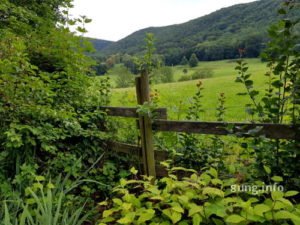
[103,209,114,218]
[172,205,184,213]
[163,209,182,224]
[205,202,226,217]
[278,198,293,208]
[202,187,224,198]
[209,167,218,178]
[253,204,271,216]
[46,182,55,189]
[271,176,283,182]
[171,167,197,173]
[137,209,155,223]
[263,166,271,174]
[99,200,108,206]
[35,175,45,181]
[271,191,284,201]
[275,210,300,223]
[117,212,135,224]
[122,202,132,210]
[226,214,245,223]
[112,198,122,205]
[211,178,223,185]
[273,201,287,210]
[285,191,299,197]
[188,204,203,217]
[192,213,202,225]
[130,167,138,175]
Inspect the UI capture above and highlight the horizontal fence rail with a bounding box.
[100,106,167,119]
[152,120,300,140]
[106,140,168,161]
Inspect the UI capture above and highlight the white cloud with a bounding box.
[70,0,257,41]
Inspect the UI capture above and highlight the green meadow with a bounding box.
[108,58,269,122]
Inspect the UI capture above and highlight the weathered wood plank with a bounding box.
[153,120,299,140]
[105,141,169,161]
[106,141,141,155]
[100,106,167,119]
[155,164,168,177]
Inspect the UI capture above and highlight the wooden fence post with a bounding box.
[135,72,156,178]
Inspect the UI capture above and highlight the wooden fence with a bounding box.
[101,73,300,178]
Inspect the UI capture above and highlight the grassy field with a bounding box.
[107,58,269,122]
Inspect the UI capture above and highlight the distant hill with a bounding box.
[88,38,114,52]
[94,0,299,64]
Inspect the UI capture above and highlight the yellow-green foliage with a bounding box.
[99,165,300,225]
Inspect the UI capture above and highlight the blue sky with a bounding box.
[70,0,257,41]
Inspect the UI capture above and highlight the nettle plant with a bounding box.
[234,1,300,187]
[173,82,227,171]
[98,165,300,225]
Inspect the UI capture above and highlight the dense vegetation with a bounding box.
[94,0,300,66]
[0,0,115,224]
[0,0,299,224]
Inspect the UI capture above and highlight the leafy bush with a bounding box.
[151,66,174,84]
[111,65,135,88]
[178,75,192,82]
[191,68,214,80]
[189,53,199,67]
[0,0,115,222]
[98,165,300,225]
[178,68,213,82]
[234,1,300,189]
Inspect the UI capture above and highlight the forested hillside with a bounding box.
[99,0,298,65]
[88,38,114,51]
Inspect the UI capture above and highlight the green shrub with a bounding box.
[178,75,192,82]
[98,166,300,225]
[178,68,213,82]
[151,66,174,84]
[191,68,214,80]
[111,65,135,88]
[189,53,199,67]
